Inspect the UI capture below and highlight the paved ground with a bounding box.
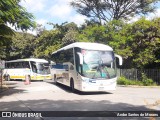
[0,80,160,120]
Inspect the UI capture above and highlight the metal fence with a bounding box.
[117,69,160,84]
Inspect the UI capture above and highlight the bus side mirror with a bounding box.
[77,52,83,65]
[115,54,123,66]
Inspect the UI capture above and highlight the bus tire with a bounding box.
[4,74,10,81]
[70,79,75,92]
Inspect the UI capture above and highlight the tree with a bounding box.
[77,24,107,43]
[70,0,160,24]
[0,0,36,60]
[48,22,79,46]
[8,32,36,60]
[34,30,62,59]
[105,20,133,61]
[129,17,160,68]
[105,18,160,68]
[0,22,13,59]
[0,0,35,31]
[35,24,46,36]
[62,29,79,46]
[34,22,80,59]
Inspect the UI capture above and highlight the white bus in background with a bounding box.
[51,42,122,92]
[3,58,51,81]
[50,63,65,81]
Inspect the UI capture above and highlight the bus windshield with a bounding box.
[36,63,50,75]
[31,62,50,75]
[82,50,116,79]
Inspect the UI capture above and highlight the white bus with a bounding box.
[3,58,51,81]
[51,42,122,92]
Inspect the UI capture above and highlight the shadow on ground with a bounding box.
[0,99,154,120]
[0,80,156,120]
[0,80,26,98]
[0,80,47,98]
[0,87,25,98]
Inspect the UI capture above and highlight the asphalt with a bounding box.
[0,80,160,120]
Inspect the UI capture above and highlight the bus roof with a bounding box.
[6,58,48,63]
[52,42,113,54]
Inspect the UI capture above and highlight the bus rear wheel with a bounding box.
[70,79,75,92]
[4,74,10,81]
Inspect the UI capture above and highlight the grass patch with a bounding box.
[117,75,157,86]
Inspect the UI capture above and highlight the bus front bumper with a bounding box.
[81,78,117,92]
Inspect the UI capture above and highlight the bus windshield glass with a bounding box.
[36,63,50,74]
[82,50,116,79]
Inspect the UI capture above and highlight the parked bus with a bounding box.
[3,58,51,81]
[50,63,65,80]
[51,42,122,92]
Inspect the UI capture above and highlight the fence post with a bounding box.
[136,69,137,81]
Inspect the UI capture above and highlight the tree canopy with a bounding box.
[104,18,160,68]
[0,0,160,69]
[0,0,36,59]
[70,0,160,24]
[0,0,35,31]
[34,22,79,59]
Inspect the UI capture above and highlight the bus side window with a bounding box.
[19,62,24,68]
[26,62,30,68]
[22,62,25,68]
[30,61,37,73]
[64,65,69,71]
[5,63,9,68]
[14,62,17,68]
[32,65,37,73]
[11,63,15,68]
[17,62,21,68]
[75,48,82,75]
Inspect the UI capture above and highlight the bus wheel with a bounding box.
[4,74,10,81]
[7,75,10,81]
[70,79,75,92]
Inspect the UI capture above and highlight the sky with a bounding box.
[20,0,160,34]
[20,0,87,31]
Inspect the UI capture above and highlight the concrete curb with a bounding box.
[118,85,160,88]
